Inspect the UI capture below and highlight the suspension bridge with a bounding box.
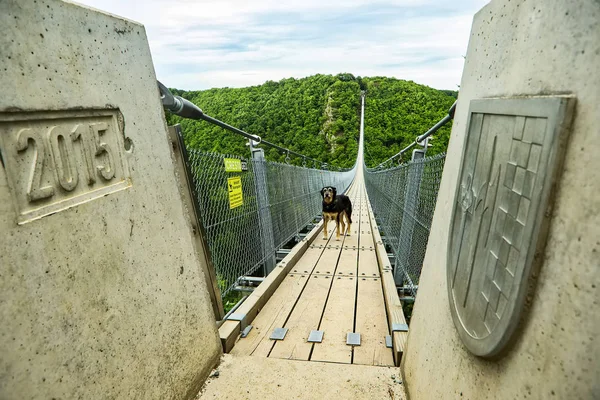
[160,88,451,397]
[2,1,597,399]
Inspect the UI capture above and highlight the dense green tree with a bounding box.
[165,74,457,169]
[362,77,456,168]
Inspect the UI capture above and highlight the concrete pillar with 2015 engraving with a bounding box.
[0,1,221,399]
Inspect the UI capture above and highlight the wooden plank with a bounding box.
[353,277,394,366]
[370,214,392,272]
[264,210,355,360]
[219,320,240,353]
[268,274,333,360]
[343,209,360,249]
[334,249,358,276]
[267,241,343,360]
[360,235,375,251]
[343,227,360,249]
[310,275,357,364]
[359,217,375,250]
[290,246,329,275]
[231,273,310,357]
[312,255,336,275]
[311,244,343,276]
[357,249,380,278]
[243,244,328,357]
[218,220,325,352]
[364,191,408,366]
[381,269,408,366]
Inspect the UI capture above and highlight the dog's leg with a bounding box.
[323,216,328,240]
[346,213,352,237]
[339,211,346,238]
[346,200,353,236]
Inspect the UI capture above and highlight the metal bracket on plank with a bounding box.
[346,332,361,346]
[392,323,409,332]
[240,325,253,338]
[270,327,288,341]
[227,313,248,330]
[307,330,324,343]
[385,335,393,348]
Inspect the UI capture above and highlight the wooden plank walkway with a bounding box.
[230,172,398,368]
[205,97,408,399]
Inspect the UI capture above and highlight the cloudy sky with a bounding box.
[76,0,489,90]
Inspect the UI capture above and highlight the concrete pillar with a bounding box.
[402,1,599,399]
[0,1,221,399]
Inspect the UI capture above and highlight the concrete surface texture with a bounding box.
[402,1,599,399]
[0,1,221,399]
[198,354,406,400]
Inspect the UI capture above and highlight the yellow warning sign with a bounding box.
[227,176,243,209]
[224,158,242,172]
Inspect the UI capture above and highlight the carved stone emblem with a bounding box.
[447,97,575,358]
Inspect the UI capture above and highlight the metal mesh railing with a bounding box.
[364,153,445,296]
[188,149,354,298]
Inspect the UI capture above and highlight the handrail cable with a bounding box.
[158,81,346,170]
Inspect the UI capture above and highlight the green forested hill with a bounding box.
[362,77,456,167]
[165,74,456,169]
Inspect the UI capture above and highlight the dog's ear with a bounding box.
[320,187,326,197]
[332,187,337,196]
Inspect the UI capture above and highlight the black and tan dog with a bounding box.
[320,186,352,241]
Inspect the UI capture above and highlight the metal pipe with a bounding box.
[259,139,322,166]
[233,286,257,292]
[158,81,330,168]
[416,112,453,143]
[398,296,415,303]
[198,113,262,143]
[238,276,266,284]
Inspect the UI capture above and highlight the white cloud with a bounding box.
[74,0,489,90]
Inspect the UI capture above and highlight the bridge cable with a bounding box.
[158,81,345,170]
